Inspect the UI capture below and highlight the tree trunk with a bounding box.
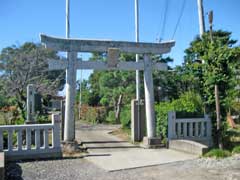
[17,100,26,120]
[115,94,123,124]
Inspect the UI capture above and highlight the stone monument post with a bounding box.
[26,84,36,124]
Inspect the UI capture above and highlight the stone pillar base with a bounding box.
[61,141,85,154]
[131,99,145,142]
[141,137,165,149]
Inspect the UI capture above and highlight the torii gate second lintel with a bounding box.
[40,34,175,145]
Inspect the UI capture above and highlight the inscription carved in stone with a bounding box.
[107,48,120,68]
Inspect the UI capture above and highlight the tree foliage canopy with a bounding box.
[183,30,240,115]
[0,42,65,117]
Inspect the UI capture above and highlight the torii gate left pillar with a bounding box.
[64,52,77,141]
[40,34,175,147]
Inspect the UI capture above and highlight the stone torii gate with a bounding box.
[40,34,175,146]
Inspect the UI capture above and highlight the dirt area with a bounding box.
[109,128,131,142]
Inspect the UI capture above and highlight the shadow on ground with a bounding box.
[5,163,23,180]
[81,140,128,144]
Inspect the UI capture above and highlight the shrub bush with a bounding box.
[106,110,115,124]
[80,105,107,124]
[37,114,50,124]
[120,105,131,128]
[155,91,203,140]
[232,146,240,154]
[96,107,107,123]
[155,102,173,139]
[105,105,131,126]
[80,105,97,123]
[204,149,231,158]
[3,131,17,149]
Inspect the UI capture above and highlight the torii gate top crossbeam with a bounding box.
[40,34,175,54]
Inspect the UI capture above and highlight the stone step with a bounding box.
[168,139,209,156]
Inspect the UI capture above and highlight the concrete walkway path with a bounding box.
[76,121,197,171]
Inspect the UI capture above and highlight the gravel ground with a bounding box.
[5,122,240,180]
[5,155,240,180]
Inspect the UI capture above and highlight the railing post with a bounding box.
[17,130,22,151]
[8,129,13,152]
[183,123,187,137]
[177,122,181,137]
[168,111,176,140]
[196,122,199,137]
[201,121,205,137]
[35,129,40,150]
[52,114,61,148]
[205,114,212,138]
[26,128,32,150]
[44,129,49,149]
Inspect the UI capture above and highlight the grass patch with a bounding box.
[204,149,231,159]
[223,125,240,151]
[232,146,240,154]
[0,112,7,125]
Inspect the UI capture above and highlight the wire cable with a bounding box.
[160,0,170,41]
[156,0,170,42]
[171,0,186,39]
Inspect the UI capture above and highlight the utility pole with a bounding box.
[66,0,70,39]
[197,0,205,38]
[209,11,223,149]
[209,11,213,42]
[135,0,141,140]
[135,0,140,100]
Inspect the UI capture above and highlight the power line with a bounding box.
[156,0,170,42]
[171,0,186,39]
[160,0,169,41]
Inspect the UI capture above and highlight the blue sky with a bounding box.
[1,0,240,80]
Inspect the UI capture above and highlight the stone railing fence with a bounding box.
[0,114,62,161]
[168,111,212,145]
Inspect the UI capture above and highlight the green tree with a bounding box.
[183,30,240,147]
[0,42,65,118]
[79,53,136,123]
[184,30,240,115]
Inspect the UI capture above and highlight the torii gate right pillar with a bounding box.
[143,54,156,138]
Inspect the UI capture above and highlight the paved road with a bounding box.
[76,122,135,153]
[75,121,197,171]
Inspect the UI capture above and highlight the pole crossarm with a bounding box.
[40,34,175,54]
[48,59,168,71]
